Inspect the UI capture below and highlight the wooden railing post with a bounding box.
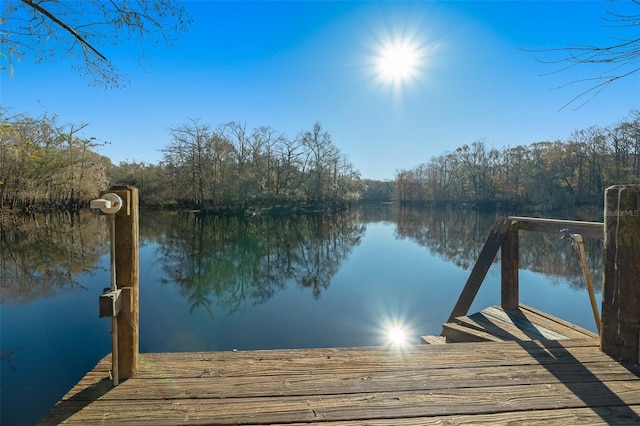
[601,185,640,362]
[501,220,519,311]
[112,185,139,380]
[446,216,511,323]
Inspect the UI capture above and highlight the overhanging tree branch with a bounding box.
[20,0,107,61]
[2,0,191,87]
[523,0,640,110]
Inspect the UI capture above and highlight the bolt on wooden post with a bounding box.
[601,185,640,362]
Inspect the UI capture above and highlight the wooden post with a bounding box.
[601,185,640,362]
[111,185,139,380]
[501,220,519,311]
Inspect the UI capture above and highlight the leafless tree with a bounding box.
[528,0,639,110]
[1,0,191,87]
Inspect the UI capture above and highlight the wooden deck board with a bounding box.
[40,338,640,425]
[441,321,506,342]
[61,360,640,400]
[287,406,640,425]
[518,304,599,339]
[476,306,569,340]
[441,304,599,344]
[419,335,447,345]
[40,382,640,424]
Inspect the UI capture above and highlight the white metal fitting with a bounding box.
[89,193,123,214]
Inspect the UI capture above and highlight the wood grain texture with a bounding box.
[500,220,519,310]
[509,216,603,239]
[602,184,640,362]
[442,304,597,343]
[111,185,140,381]
[40,337,640,425]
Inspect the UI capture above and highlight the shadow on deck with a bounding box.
[40,336,640,425]
[424,304,598,344]
[40,213,640,424]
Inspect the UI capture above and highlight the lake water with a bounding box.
[0,205,603,425]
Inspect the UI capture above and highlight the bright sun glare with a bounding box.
[388,326,407,345]
[376,41,420,83]
[384,323,411,348]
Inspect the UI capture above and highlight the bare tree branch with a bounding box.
[20,0,107,61]
[1,0,191,87]
[523,1,640,110]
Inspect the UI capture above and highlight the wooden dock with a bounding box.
[41,192,640,424]
[40,337,640,424]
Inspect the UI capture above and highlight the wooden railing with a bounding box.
[446,216,604,323]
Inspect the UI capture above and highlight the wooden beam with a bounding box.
[601,185,640,362]
[501,220,519,311]
[508,216,603,240]
[111,185,139,381]
[446,217,511,323]
[571,234,601,334]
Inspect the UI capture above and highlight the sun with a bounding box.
[376,41,420,84]
[364,15,443,95]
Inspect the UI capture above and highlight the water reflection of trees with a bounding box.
[0,212,109,303]
[2,205,602,310]
[393,207,603,291]
[395,207,497,270]
[150,212,365,315]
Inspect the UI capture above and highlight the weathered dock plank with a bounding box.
[439,304,598,344]
[476,306,569,340]
[516,305,599,339]
[42,382,640,425]
[41,338,640,425]
[286,406,640,426]
[60,359,640,401]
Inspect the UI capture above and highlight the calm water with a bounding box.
[0,205,603,425]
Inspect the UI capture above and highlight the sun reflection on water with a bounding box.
[382,320,413,349]
[387,325,407,346]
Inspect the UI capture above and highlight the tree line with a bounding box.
[0,109,112,210]
[395,110,640,209]
[113,120,363,212]
[3,108,639,213]
[0,112,362,212]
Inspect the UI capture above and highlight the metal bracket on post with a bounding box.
[99,288,123,318]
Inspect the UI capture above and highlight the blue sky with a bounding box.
[2,1,639,180]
